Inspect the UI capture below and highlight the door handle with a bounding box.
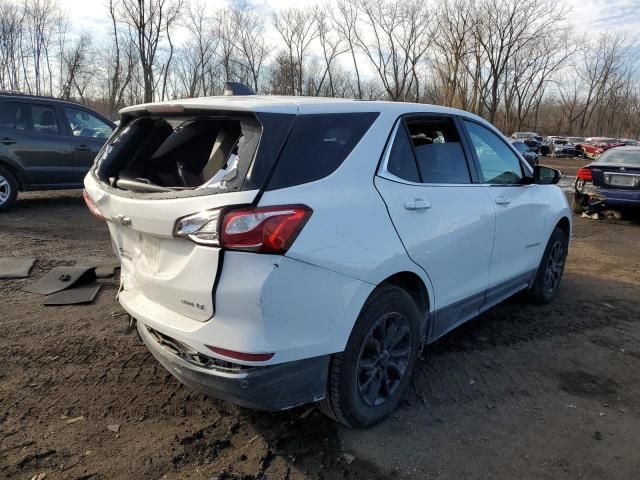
[404,199,432,210]
[74,144,91,151]
[1,137,16,145]
[495,196,511,206]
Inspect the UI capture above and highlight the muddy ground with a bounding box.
[1,156,639,479]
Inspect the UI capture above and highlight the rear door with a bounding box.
[461,120,546,303]
[374,115,496,339]
[12,101,75,187]
[60,106,114,183]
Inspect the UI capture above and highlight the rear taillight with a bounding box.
[222,205,312,254]
[83,189,104,220]
[577,167,592,181]
[174,204,312,254]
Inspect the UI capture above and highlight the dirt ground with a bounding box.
[2,159,640,479]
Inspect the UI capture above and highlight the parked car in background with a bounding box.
[567,137,587,157]
[548,138,578,158]
[510,140,539,166]
[511,131,542,153]
[0,91,115,210]
[84,87,571,427]
[573,146,640,213]
[540,136,563,156]
[580,138,625,159]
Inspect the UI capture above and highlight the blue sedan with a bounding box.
[573,146,640,213]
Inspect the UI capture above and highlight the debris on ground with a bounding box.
[24,266,96,295]
[342,453,356,464]
[77,256,120,279]
[593,431,603,441]
[107,424,120,433]
[0,257,36,279]
[44,283,101,306]
[66,416,84,425]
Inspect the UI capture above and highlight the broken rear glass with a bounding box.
[94,113,263,195]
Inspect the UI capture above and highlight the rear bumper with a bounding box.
[580,186,640,207]
[137,320,329,410]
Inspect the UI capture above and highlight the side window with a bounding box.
[405,117,471,184]
[0,102,27,130]
[464,121,523,185]
[63,107,113,139]
[266,112,379,190]
[386,123,420,182]
[31,104,60,135]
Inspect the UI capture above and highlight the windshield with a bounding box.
[554,140,568,145]
[596,149,640,166]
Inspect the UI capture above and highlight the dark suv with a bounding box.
[0,92,115,209]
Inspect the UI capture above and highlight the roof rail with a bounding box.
[222,82,256,96]
[0,90,58,100]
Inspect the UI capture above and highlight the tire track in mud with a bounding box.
[411,291,640,411]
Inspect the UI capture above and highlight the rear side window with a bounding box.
[0,102,27,130]
[267,112,379,190]
[405,117,470,184]
[387,123,420,182]
[31,104,59,135]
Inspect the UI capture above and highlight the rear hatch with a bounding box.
[85,104,296,321]
[590,150,640,190]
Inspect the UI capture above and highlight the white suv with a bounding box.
[84,90,571,427]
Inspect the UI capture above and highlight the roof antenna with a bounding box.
[223,82,256,96]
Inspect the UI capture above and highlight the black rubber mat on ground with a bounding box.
[0,257,36,279]
[24,266,96,295]
[76,257,121,278]
[44,283,102,305]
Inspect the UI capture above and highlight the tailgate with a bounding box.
[86,176,258,321]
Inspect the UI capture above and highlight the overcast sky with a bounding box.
[58,0,640,52]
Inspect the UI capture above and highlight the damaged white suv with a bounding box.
[84,86,571,427]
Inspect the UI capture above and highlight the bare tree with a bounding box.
[353,0,433,101]
[272,7,318,95]
[332,0,363,99]
[116,0,183,102]
[230,4,269,93]
[0,1,24,90]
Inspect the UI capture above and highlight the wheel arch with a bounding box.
[378,271,430,317]
[555,216,571,239]
[0,157,26,190]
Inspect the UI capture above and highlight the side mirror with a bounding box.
[534,165,561,185]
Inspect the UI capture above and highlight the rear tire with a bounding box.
[572,194,585,214]
[0,166,18,211]
[318,285,421,428]
[527,227,568,304]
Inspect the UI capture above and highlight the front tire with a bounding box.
[0,166,18,211]
[527,227,568,304]
[318,285,421,428]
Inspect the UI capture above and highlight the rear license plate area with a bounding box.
[606,174,637,187]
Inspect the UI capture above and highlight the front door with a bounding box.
[60,106,114,183]
[462,120,547,304]
[375,115,496,340]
